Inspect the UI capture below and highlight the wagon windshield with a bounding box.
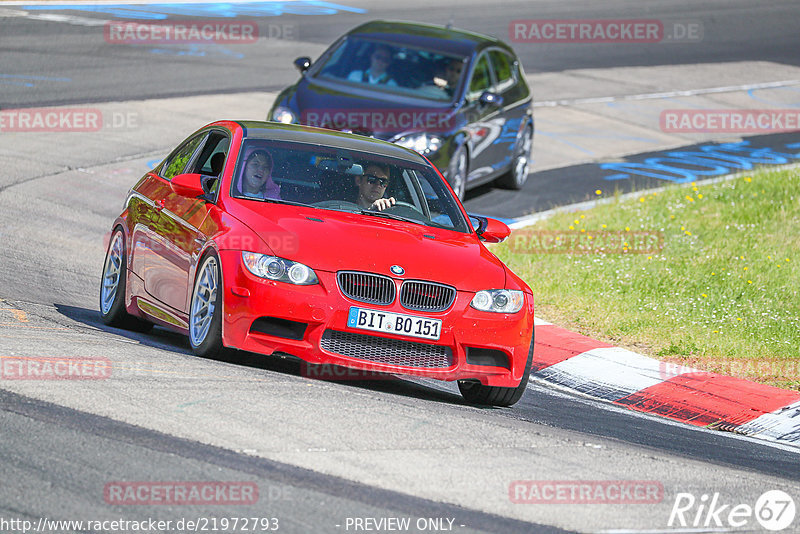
[311,37,467,102]
[230,138,470,233]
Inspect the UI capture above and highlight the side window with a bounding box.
[162,134,206,181]
[489,50,515,93]
[193,132,230,176]
[190,132,230,199]
[467,54,493,101]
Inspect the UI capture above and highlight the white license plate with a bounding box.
[347,307,441,341]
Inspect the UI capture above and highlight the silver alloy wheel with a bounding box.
[512,127,532,187]
[449,148,467,199]
[100,231,124,315]
[190,256,218,347]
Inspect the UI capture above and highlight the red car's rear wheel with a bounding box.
[99,228,152,332]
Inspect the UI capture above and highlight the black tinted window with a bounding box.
[193,133,230,176]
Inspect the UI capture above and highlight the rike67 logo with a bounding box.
[669,490,796,531]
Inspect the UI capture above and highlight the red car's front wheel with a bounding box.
[189,252,227,358]
[457,332,534,407]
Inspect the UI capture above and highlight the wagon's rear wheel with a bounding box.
[497,123,532,190]
[447,145,468,200]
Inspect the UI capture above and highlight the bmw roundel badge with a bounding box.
[390,265,405,276]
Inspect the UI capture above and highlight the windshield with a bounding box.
[230,138,470,233]
[312,37,467,102]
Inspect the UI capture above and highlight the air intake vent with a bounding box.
[400,280,456,312]
[321,330,453,368]
[337,271,396,306]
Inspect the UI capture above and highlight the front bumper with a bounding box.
[219,250,534,387]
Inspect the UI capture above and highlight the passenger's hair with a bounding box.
[246,149,273,170]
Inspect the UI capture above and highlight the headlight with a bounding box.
[470,289,524,313]
[394,133,443,155]
[241,252,318,285]
[271,106,296,124]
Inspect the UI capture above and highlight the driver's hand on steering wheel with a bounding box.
[370,197,396,211]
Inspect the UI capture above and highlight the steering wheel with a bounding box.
[393,201,423,212]
[385,201,425,218]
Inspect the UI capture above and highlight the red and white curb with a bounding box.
[532,317,800,449]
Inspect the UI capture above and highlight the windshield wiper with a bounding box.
[257,198,310,208]
[359,209,425,226]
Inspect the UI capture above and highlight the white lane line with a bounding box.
[18,12,108,25]
[534,79,800,107]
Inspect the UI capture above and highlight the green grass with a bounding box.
[495,167,800,390]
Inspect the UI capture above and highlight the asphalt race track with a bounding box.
[1,1,800,532]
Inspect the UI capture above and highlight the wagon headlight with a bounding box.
[271,106,296,124]
[394,133,443,155]
[470,289,524,313]
[242,252,318,285]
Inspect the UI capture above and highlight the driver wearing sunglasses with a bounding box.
[355,162,396,211]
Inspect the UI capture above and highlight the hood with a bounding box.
[292,77,460,141]
[226,201,506,291]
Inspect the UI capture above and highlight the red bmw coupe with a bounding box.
[101,121,534,406]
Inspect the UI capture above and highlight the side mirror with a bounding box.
[294,57,311,72]
[170,173,205,198]
[479,91,503,107]
[471,215,511,243]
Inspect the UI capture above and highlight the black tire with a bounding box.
[188,252,228,358]
[447,145,468,200]
[458,331,534,407]
[99,228,152,332]
[496,123,533,190]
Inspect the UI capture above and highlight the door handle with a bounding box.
[154,199,166,212]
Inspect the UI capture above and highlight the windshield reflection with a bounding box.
[230,138,469,233]
[312,37,467,102]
